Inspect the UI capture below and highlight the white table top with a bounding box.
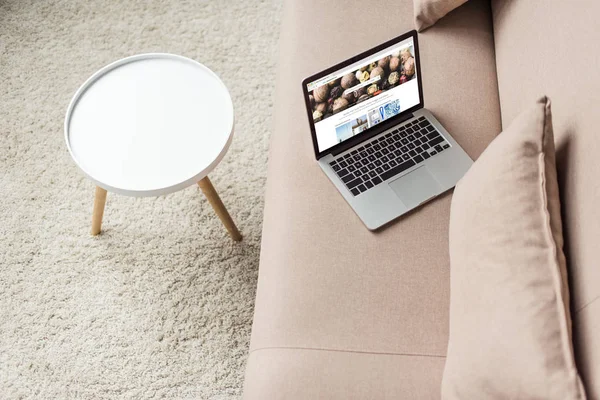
[65,53,234,197]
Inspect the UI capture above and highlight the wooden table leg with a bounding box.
[91,186,108,236]
[198,176,242,241]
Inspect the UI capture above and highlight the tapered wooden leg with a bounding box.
[91,186,107,236]
[198,176,242,241]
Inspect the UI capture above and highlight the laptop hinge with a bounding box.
[329,112,414,157]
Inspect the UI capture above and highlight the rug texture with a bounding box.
[0,0,282,398]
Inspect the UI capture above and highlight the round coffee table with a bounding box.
[65,53,242,241]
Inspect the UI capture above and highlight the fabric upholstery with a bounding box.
[492,2,600,397]
[413,0,468,31]
[243,0,501,397]
[444,97,586,399]
[244,348,445,399]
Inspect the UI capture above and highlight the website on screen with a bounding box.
[307,37,419,153]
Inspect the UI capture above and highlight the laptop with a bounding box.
[302,30,473,230]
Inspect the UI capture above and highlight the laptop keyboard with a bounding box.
[329,116,450,196]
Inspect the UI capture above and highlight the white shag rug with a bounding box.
[0,1,282,398]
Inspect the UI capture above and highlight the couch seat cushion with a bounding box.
[244,0,501,398]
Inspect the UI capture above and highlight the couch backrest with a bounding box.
[491,1,600,397]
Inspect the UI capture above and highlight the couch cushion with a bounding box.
[492,1,600,397]
[243,0,501,398]
[244,348,445,400]
[444,97,585,399]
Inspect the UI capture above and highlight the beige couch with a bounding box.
[243,0,600,398]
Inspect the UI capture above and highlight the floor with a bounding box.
[0,0,282,398]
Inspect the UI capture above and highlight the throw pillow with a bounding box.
[413,0,468,31]
[443,97,587,399]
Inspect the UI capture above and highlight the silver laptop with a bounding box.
[302,30,473,230]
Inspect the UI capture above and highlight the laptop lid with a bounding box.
[302,30,423,159]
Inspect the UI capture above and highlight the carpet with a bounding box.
[0,0,282,398]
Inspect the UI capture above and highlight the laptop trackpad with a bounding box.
[389,166,442,209]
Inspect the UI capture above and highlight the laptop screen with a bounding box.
[305,35,420,154]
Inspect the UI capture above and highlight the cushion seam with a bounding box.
[249,345,446,359]
[538,99,586,399]
[575,295,600,315]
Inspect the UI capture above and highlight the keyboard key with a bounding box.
[400,145,408,152]
[367,148,374,154]
[368,155,376,162]
[375,151,382,157]
[365,181,374,189]
[409,150,417,157]
[401,138,409,145]
[418,121,428,128]
[381,148,390,155]
[414,155,424,163]
[346,177,362,189]
[429,136,445,147]
[360,166,368,174]
[357,184,367,192]
[406,127,415,134]
[338,168,349,177]
[351,150,358,155]
[355,160,363,168]
[373,144,382,151]
[427,126,436,133]
[389,159,398,167]
[443,144,450,149]
[360,151,367,158]
[339,161,348,168]
[402,153,410,161]
[435,145,444,152]
[375,167,384,174]
[426,132,439,141]
[351,188,360,196]
[381,156,389,163]
[393,150,401,157]
[423,152,431,159]
[342,173,355,183]
[355,169,363,176]
[407,134,415,141]
[332,164,341,171]
[372,176,382,185]
[407,143,416,150]
[418,116,426,122]
[392,134,400,141]
[383,163,391,171]
[348,165,356,172]
[380,159,416,181]
[366,142,373,147]
[422,143,430,150]
[414,131,422,138]
[430,150,437,155]
[415,146,423,154]
[368,170,377,178]
[374,159,382,167]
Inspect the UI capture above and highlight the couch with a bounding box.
[243,0,600,398]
